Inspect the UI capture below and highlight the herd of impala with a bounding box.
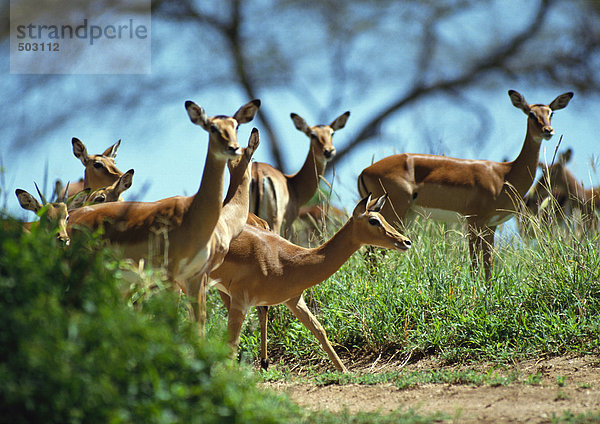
[15,89,598,372]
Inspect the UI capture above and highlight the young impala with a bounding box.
[357,90,573,278]
[250,111,350,237]
[210,194,412,372]
[250,111,350,353]
[67,99,261,330]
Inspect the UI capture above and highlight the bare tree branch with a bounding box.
[328,0,555,168]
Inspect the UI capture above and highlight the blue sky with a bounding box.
[2,0,599,235]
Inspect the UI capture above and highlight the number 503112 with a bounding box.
[17,42,60,52]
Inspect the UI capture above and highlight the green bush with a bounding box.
[0,221,296,424]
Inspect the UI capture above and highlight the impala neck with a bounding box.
[186,146,228,243]
[507,121,543,197]
[288,144,327,206]
[289,218,361,290]
[221,156,252,223]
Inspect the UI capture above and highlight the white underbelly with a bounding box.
[409,206,464,224]
[487,213,514,227]
[410,206,514,227]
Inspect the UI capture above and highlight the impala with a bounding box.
[185,128,260,328]
[250,111,349,356]
[210,194,412,372]
[250,111,350,237]
[67,99,261,328]
[55,138,124,198]
[357,90,573,278]
[84,168,135,206]
[524,148,598,230]
[15,183,71,243]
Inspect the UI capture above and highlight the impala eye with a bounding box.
[368,217,381,226]
[210,123,220,134]
[93,194,106,203]
[93,162,104,169]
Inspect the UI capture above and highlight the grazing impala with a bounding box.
[210,194,412,372]
[357,90,573,278]
[15,183,71,243]
[250,111,350,237]
[524,148,599,230]
[67,99,261,328]
[55,138,124,198]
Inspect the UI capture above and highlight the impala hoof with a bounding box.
[260,358,270,370]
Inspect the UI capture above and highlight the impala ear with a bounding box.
[508,90,530,115]
[102,139,121,158]
[116,169,135,194]
[549,92,573,111]
[330,111,350,131]
[16,189,42,212]
[72,137,90,166]
[353,193,372,217]
[558,148,572,165]
[368,194,388,212]
[246,128,260,156]
[185,100,210,130]
[291,113,311,135]
[233,99,261,124]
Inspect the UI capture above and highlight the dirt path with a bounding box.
[263,355,600,423]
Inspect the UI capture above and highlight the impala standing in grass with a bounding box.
[211,194,412,372]
[357,90,573,278]
[250,111,350,237]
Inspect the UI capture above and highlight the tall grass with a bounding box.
[220,209,600,369]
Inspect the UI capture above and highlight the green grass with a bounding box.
[4,198,598,423]
[219,211,600,370]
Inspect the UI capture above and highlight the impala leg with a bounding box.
[256,306,269,370]
[185,274,207,337]
[482,225,496,280]
[284,295,347,373]
[467,220,484,277]
[467,221,496,280]
[227,304,248,359]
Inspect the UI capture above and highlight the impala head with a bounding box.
[352,193,412,251]
[185,99,261,160]
[72,137,124,190]
[508,90,573,143]
[85,168,135,205]
[291,111,350,162]
[16,183,70,244]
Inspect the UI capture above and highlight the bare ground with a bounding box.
[263,355,600,423]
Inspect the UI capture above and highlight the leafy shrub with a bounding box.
[0,221,296,424]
